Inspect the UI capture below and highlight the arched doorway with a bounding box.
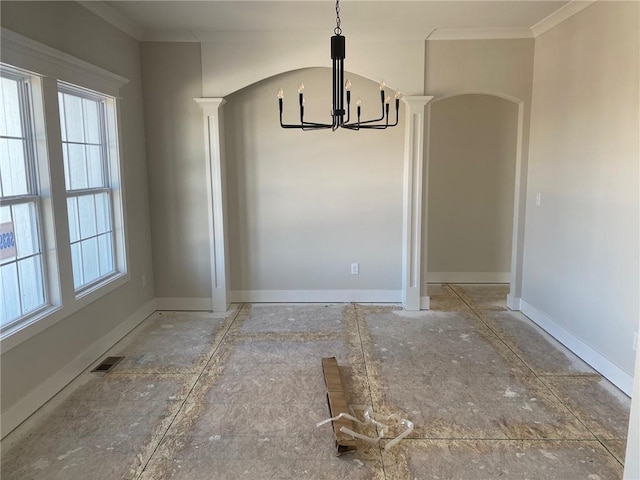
[426,94,520,288]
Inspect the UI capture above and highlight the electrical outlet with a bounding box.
[351,263,359,275]
[633,332,638,351]
[535,192,541,206]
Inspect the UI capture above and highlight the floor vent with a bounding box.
[91,356,124,373]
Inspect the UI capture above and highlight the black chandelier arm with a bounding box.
[279,121,333,130]
[342,102,400,130]
[279,113,333,129]
[343,97,399,129]
[280,121,333,129]
[343,89,387,127]
[351,90,388,125]
[279,98,334,129]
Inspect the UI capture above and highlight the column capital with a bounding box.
[402,96,434,110]
[194,97,226,115]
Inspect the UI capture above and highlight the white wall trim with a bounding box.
[506,294,522,311]
[402,96,434,311]
[531,0,596,37]
[155,297,213,311]
[508,102,527,315]
[1,299,156,439]
[229,290,402,303]
[427,272,511,284]
[1,28,129,96]
[194,98,230,312]
[143,31,201,43]
[429,27,534,41]
[420,296,431,310]
[76,1,144,41]
[521,300,633,396]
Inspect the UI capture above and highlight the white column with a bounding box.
[401,96,433,311]
[195,98,230,312]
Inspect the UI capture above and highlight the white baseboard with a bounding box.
[521,300,633,396]
[506,294,522,311]
[230,290,402,303]
[1,299,156,439]
[155,297,213,311]
[420,296,431,310]
[427,272,511,283]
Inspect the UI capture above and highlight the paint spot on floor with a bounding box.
[504,386,519,398]
[57,447,83,461]
[540,450,559,460]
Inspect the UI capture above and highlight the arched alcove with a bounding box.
[223,67,406,295]
[426,93,520,284]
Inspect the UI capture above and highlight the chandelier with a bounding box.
[277,0,401,131]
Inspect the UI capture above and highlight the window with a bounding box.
[58,85,116,291]
[0,70,47,328]
[0,30,129,346]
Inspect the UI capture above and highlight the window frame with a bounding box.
[0,68,50,328]
[0,28,130,352]
[58,83,120,294]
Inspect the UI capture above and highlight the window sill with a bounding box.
[0,272,130,353]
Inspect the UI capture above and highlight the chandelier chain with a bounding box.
[334,0,342,35]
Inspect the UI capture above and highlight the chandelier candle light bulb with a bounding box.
[277,0,400,131]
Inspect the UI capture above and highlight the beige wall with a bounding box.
[225,68,404,292]
[427,94,518,279]
[140,42,210,298]
[425,38,535,101]
[524,1,639,376]
[1,2,153,412]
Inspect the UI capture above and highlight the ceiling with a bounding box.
[95,1,573,41]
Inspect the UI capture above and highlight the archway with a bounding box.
[196,69,432,309]
[423,92,525,306]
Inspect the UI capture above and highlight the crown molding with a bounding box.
[428,27,534,41]
[75,0,597,44]
[531,0,596,37]
[142,31,201,43]
[193,29,428,43]
[77,1,144,41]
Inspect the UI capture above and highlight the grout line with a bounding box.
[135,303,245,479]
[445,285,625,466]
[351,303,388,479]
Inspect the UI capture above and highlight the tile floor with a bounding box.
[1,284,631,479]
